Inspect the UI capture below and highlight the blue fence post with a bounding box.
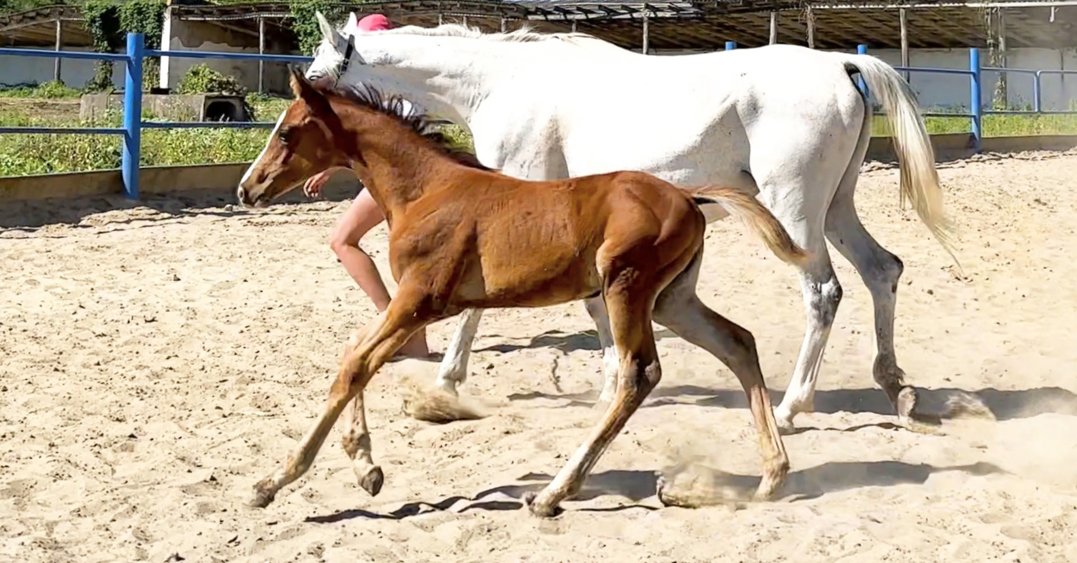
[857,44,869,98]
[725,41,736,51]
[122,33,144,200]
[969,47,982,152]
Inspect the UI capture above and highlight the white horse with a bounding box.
[304,13,958,432]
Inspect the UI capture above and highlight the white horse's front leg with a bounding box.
[584,296,619,405]
[434,308,484,394]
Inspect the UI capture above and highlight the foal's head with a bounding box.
[237,68,358,206]
[237,68,481,207]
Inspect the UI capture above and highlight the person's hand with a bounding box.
[303,170,332,198]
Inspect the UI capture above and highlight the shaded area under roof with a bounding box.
[2,1,1076,50]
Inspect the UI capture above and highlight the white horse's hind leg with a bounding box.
[824,151,919,425]
[822,97,922,425]
[772,241,842,433]
[584,296,620,405]
[748,117,856,434]
[434,308,483,394]
[825,193,914,419]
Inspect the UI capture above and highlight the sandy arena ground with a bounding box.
[3,152,1077,562]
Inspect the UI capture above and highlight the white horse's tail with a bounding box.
[839,54,961,271]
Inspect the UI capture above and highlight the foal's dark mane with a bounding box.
[308,77,492,171]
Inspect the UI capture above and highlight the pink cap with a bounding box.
[356,14,391,32]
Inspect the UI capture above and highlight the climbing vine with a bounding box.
[81,0,165,92]
[289,0,352,56]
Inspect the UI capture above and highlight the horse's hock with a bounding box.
[79,93,251,123]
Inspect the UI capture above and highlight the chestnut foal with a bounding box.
[237,68,807,516]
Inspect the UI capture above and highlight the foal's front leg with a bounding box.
[341,391,384,496]
[338,326,384,495]
[249,298,429,508]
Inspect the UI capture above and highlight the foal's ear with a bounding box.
[289,66,334,117]
[288,66,311,100]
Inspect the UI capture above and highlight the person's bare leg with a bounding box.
[329,188,427,357]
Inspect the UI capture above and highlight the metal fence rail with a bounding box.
[1,33,1076,200]
[0,33,313,199]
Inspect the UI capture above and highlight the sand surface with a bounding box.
[2,152,1077,562]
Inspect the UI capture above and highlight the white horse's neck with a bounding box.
[311,35,503,124]
[307,25,623,126]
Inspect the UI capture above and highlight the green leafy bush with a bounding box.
[177,64,247,96]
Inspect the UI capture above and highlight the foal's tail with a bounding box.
[839,53,961,271]
[689,187,810,267]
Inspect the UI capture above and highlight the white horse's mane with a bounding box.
[346,20,624,53]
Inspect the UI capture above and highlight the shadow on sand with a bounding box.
[509,384,1077,423]
[305,459,1006,522]
[472,328,679,355]
[0,186,359,231]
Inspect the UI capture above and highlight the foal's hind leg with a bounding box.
[652,254,789,499]
[249,292,431,508]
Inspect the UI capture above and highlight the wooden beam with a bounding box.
[53,19,62,82]
[642,11,649,54]
[806,6,815,48]
[769,11,778,44]
[722,15,771,45]
[501,17,507,32]
[996,8,1008,106]
[899,8,909,80]
[257,16,265,94]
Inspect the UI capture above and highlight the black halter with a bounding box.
[336,36,356,83]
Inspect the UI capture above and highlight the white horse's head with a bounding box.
[306,12,475,123]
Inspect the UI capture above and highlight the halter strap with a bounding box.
[336,36,356,83]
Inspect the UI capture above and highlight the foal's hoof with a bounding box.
[523,492,563,518]
[358,466,384,497]
[247,481,276,509]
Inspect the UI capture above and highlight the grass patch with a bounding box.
[872,112,1077,137]
[0,81,82,100]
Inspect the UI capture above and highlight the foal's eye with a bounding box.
[277,127,293,144]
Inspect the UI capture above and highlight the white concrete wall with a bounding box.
[159,9,289,94]
[869,47,1077,112]
[0,46,124,89]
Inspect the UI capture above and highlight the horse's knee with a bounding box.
[875,253,904,294]
[808,276,843,326]
[619,355,662,397]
